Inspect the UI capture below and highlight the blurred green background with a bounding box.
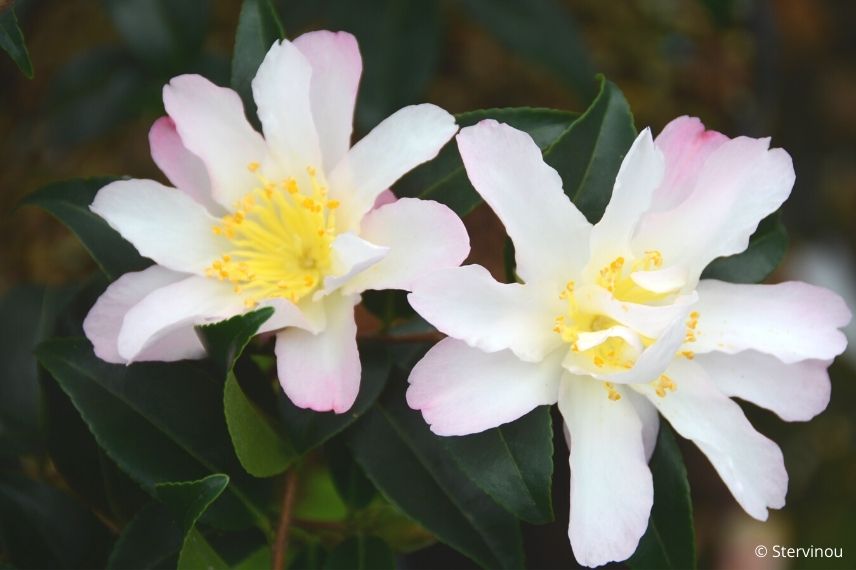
[1,1,854,568]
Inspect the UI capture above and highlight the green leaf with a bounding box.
[326,438,375,509]
[629,425,696,570]
[443,406,553,524]
[292,463,348,523]
[102,0,210,71]
[22,178,150,280]
[345,376,524,569]
[702,213,788,284]
[225,373,296,477]
[0,4,33,77]
[35,338,271,532]
[462,0,596,99]
[197,307,274,377]
[324,536,395,570]
[0,474,111,569]
[545,75,637,222]
[231,0,284,119]
[107,503,182,569]
[108,475,229,570]
[178,529,229,570]
[395,107,579,217]
[278,345,391,453]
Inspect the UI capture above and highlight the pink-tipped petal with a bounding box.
[456,120,592,284]
[559,375,653,567]
[90,179,227,275]
[252,39,322,174]
[163,74,268,209]
[294,30,362,171]
[275,293,361,413]
[696,351,831,422]
[634,359,787,521]
[343,198,469,294]
[320,233,389,297]
[83,266,205,363]
[635,136,794,282]
[652,116,728,210]
[117,275,244,362]
[329,103,457,230]
[408,265,564,363]
[372,189,397,209]
[406,339,564,436]
[148,116,221,214]
[691,280,851,363]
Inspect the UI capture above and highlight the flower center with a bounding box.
[205,163,340,308]
[597,250,666,304]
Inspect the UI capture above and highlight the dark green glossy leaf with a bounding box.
[0,4,32,77]
[327,438,375,509]
[231,0,284,118]
[197,307,274,377]
[396,107,579,216]
[462,0,596,99]
[629,425,696,569]
[155,474,230,535]
[702,213,788,284]
[324,536,395,570]
[0,474,111,569]
[361,290,415,328]
[225,373,296,477]
[278,345,391,453]
[345,376,524,569]
[35,338,271,533]
[107,502,182,569]
[22,178,150,280]
[546,75,637,222]
[102,0,210,71]
[444,406,553,524]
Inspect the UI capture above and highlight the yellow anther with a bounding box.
[247,161,260,172]
[681,350,695,360]
[552,325,562,333]
[327,199,340,209]
[604,382,622,401]
[302,198,316,210]
[285,179,299,194]
[304,275,315,287]
[654,375,677,398]
[244,298,259,309]
[594,356,605,368]
[306,165,317,177]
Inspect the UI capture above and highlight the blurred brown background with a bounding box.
[1,1,854,568]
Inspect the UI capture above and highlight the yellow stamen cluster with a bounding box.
[205,163,339,308]
[598,257,625,293]
[653,374,677,397]
[684,310,700,342]
[603,382,621,401]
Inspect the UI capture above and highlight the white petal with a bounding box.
[329,103,457,230]
[84,266,205,363]
[117,275,243,361]
[293,30,362,171]
[275,293,361,413]
[318,233,388,297]
[580,284,698,339]
[691,280,851,363]
[162,74,268,209]
[559,374,653,567]
[148,116,221,214]
[630,265,687,294]
[91,179,226,274]
[408,265,564,362]
[587,129,664,267]
[342,198,469,294]
[695,351,831,422]
[256,297,325,335]
[252,39,322,174]
[624,388,660,461]
[406,339,564,436]
[456,120,592,283]
[635,137,794,281]
[633,359,787,520]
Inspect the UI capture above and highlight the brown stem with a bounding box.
[357,331,445,344]
[271,470,298,570]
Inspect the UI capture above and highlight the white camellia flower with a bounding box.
[406,117,851,567]
[83,31,469,414]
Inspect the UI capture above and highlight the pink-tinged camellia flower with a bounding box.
[406,117,851,567]
[83,31,469,414]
